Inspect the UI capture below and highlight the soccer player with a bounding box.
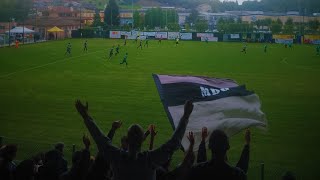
[175,36,179,46]
[316,45,320,56]
[108,46,114,60]
[205,37,209,43]
[264,44,267,53]
[83,40,88,52]
[115,44,120,56]
[65,42,72,56]
[15,39,19,48]
[241,43,247,54]
[144,37,149,48]
[137,40,143,50]
[120,52,128,67]
[124,37,127,46]
[158,35,162,44]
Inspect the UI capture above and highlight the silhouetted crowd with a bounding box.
[0,100,296,180]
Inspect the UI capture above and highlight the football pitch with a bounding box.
[0,39,320,179]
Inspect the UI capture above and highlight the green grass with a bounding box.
[1,39,320,180]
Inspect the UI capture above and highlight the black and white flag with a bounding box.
[153,74,267,151]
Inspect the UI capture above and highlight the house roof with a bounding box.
[24,17,81,27]
[48,6,74,13]
[6,27,35,34]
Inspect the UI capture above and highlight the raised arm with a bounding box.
[107,120,122,141]
[197,127,208,163]
[149,124,157,150]
[149,100,194,165]
[144,129,150,139]
[183,131,195,166]
[163,132,195,180]
[75,100,120,156]
[236,129,251,173]
[82,134,91,151]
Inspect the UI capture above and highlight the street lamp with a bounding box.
[131,0,133,30]
[80,3,82,38]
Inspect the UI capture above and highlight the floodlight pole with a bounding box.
[132,0,133,30]
[8,19,11,47]
[23,0,25,44]
[166,9,168,27]
[111,9,113,27]
[80,4,82,37]
[32,7,37,42]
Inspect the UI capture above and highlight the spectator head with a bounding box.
[0,144,18,161]
[44,150,61,164]
[54,142,64,153]
[282,171,296,180]
[208,130,230,157]
[127,124,144,151]
[121,136,128,151]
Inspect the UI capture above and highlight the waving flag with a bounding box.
[153,74,267,151]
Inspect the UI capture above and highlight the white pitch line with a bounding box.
[0,49,105,78]
[281,57,288,64]
[280,57,319,71]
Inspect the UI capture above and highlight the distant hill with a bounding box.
[136,0,161,7]
[81,0,320,14]
[81,0,143,10]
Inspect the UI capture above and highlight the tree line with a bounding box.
[0,0,33,22]
[215,17,319,34]
[156,0,320,14]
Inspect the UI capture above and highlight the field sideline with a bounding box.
[1,39,320,179]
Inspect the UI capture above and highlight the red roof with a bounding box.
[24,17,82,27]
[49,6,73,13]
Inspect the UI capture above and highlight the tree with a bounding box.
[308,20,320,33]
[133,11,140,28]
[283,18,294,34]
[144,8,178,29]
[185,23,191,32]
[92,12,103,27]
[0,0,33,22]
[263,18,272,31]
[217,18,226,33]
[131,0,320,14]
[195,19,208,32]
[209,0,223,13]
[167,23,180,31]
[271,19,283,34]
[104,0,120,26]
[254,19,263,31]
[186,9,199,25]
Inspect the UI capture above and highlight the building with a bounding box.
[199,12,238,30]
[23,5,85,39]
[0,22,18,34]
[119,9,134,26]
[241,13,320,24]
[178,13,190,25]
